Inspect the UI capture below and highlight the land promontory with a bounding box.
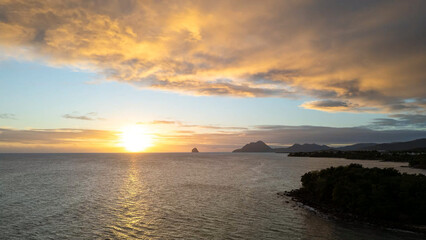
[284,164,426,233]
[232,141,273,152]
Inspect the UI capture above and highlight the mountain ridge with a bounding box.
[232,141,273,152]
[232,138,426,153]
[275,143,331,153]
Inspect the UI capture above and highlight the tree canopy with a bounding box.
[297,164,426,225]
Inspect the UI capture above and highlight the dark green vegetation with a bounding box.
[365,138,426,151]
[287,164,426,231]
[409,155,426,169]
[289,151,383,160]
[289,151,426,169]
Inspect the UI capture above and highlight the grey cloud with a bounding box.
[181,124,247,130]
[150,79,293,97]
[300,100,363,112]
[248,69,299,85]
[62,112,104,121]
[304,80,421,112]
[371,114,426,128]
[309,100,348,108]
[0,128,117,144]
[141,120,248,130]
[150,120,177,125]
[0,113,16,120]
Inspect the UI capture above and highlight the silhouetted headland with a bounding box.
[282,164,426,234]
[192,148,199,153]
[234,138,426,152]
[233,141,330,153]
[232,141,273,152]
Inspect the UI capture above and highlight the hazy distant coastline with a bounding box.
[233,138,426,153]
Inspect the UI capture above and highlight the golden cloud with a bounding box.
[0,0,425,113]
[0,128,122,152]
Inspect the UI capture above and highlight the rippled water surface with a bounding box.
[1,153,425,239]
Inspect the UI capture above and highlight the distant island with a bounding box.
[232,141,273,152]
[233,138,426,153]
[192,148,199,153]
[232,141,330,153]
[282,164,426,233]
[233,138,426,169]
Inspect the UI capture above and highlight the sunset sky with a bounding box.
[1,0,426,152]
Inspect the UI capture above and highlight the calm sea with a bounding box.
[1,153,425,239]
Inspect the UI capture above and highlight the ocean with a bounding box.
[1,153,425,239]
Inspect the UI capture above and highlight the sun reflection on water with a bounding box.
[110,155,153,238]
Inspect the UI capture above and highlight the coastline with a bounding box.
[278,190,426,235]
[288,151,426,170]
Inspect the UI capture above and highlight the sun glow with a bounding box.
[119,125,153,152]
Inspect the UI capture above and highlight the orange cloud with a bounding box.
[0,0,425,113]
[300,100,368,113]
[0,128,121,152]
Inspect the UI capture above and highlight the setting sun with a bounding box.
[119,125,153,152]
